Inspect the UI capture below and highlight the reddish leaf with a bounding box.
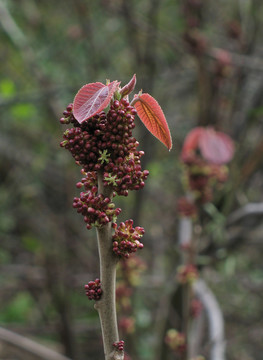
[181,127,234,164]
[134,93,172,150]
[120,74,137,96]
[73,80,119,123]
[181,127,205,161]
[199,128,234,164]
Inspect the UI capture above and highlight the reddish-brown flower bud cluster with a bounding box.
[85,278,102,300]
[60,99,149,196]
[60,97,149,232]
[116,283,132,312]
[119,316,135,334]
[103,158,149,197]
[73,187,121,229]
[190,298,203,318]
[112,220,144,259]
[118,256,147,286]
[113,340,124,352]
[183,156,228,204]
[177,197,197,217]
[177,264,198,284]
[165,329,186,354]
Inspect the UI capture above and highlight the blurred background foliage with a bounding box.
[0,0,263,359]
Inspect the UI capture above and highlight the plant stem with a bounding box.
[182,283,191,360]
[95,172,123,360]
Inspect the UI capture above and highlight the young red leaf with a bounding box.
[134,93,172,150]
[181,127,205,161]
[199,128,234,164]
[181,127,234,164]
[120,74,137,97]
[73,80,120,123]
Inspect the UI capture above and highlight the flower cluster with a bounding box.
[177,264,198,284]
[190,298,203,318]
[183,156,229,204]
[181,127,233,205]
[118,255,147,286]
[73,188,121,230]
[113,340,124,352]
[112,220,144,259]
[116,283,133,312]
[119,316,135,334]
[116,256,146,336]
[177,196,197,218]
[85,279,102,300]
[165,329,186,354]
[60,96,149,234]
[60,99,149,196]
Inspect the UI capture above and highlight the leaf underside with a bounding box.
[73,81,119,123]
[134,93,172,150]
[199,129,234,164]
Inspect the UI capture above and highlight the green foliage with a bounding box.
[0,79,15,98]
[0,292,34,323]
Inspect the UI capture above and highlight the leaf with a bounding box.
[181,127,205,161]
[73,80,120,123]
[181,127,234,164]
[199,128,234,164]
[120,74,136,96]
[134,93,172,150]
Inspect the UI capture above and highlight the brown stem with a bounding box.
[95,172,123,360]
[182,283,191,360]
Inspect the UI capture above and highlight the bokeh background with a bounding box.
[0,0,263,359]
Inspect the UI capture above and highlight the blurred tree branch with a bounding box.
[0,327,72,360]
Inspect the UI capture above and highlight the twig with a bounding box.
[193,279,226,360]
[208,47,263,72]
[95,172,122,360]
[0,327,72,360]
[227,202,263,225]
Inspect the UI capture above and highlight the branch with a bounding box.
[227,202,263,226]
[95,172,123,360]
[193,279,226,360]
[0,327,72,360]
[209,47,263,72]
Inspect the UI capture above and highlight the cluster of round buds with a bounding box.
[73,187,121,229]
[177,264,199,284]
[116,283,133,312]
[183,156,228,204]
[119,316,135,335]
[103,155,149,196]
[165,329,186,354]
[112,220,144,259]
[113,340,124,352]
[118,255,147,286]
[60,99,149,197]
[190,298,203,318]
[85,279,102,300]
[103,99,137,159]
[60,110,108,173]
[76,171,97,190]
[177,197,198,218]
[59,103,76,125]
